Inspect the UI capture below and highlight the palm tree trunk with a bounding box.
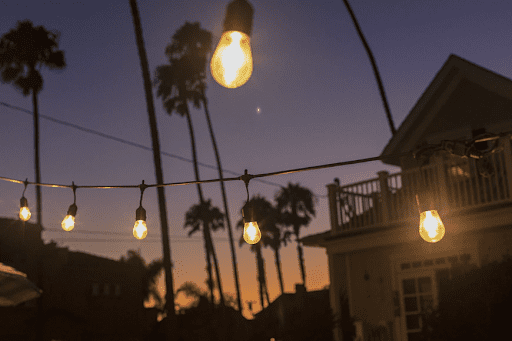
[255,247,264,308]
[204,235,215,305]
[184,109,225,306]
[274,248,285,294]
[206,224,225,307]
[256,246,270,307]
[129,1,177,338]
[31,87,42,229]
[297,242,307,289]
[201,95,242,312]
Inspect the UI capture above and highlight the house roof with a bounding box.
[381,54,512,166]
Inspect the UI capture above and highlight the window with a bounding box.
[103,283,110,296]
[400,275,435,341]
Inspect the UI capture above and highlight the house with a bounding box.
[253,284,333,341]
[301,54,512,341]
[0,217,152,341]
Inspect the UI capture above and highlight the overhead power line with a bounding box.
[0,101,303,193]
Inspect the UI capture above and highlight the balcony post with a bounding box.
[377,171,390,224]
[500,136,512,200]
[327,183,340,233]
[433,154,449,212]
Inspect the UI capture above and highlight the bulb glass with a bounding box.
[211,31,253,88]
[19,207,31,221]
[243,221,261,244]
[419,210,445,243]
[61,215,75,231]
[133,220,147,240]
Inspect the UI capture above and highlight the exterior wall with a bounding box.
[328,226,512,341]
[347,247,395,341]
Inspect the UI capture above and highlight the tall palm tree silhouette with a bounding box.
[161,21,243,311]
[184,199,226,307]
[155,27,226,306]
[0,20,66,228]
[275,183,316,289]
[237,195,274,308]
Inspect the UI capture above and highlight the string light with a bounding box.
[414,158,445,243]
[0,132,509,241]
[19,179,31,222]
[133,180,148,240]
[62,182,78,232]
[241,169,261,244]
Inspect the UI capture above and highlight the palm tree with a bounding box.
[0,20,66,228]
[121,250,165,311]
[158,22,243,312]
[184,199,226,307]
[237,195,275,308]
[129,1,177,330]
[267,221,288,295]
[155,23,226,308]
[275,183,316,289]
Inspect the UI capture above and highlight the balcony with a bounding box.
[327,136,512,234]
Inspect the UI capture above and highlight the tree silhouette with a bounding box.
[0,20,66,228]
[237,195,275,308]
[275,183,316,288]
[169,21,244,313]
[120,250,164,311]
[155,23,225,307]
[267,218,288,295]
[184,199,226,307]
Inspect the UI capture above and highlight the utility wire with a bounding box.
[3,101,506,194]
[0,101,294,192]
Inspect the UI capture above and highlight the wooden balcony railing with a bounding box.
[327,137,512,233]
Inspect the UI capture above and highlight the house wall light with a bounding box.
[211,0,254,88]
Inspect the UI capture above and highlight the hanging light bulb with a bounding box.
[62,203,77,232]
[416,194,445,243]
[241,169,261,244]
[419,210,445,243]
[133,206,147,240]
[133,180,148,240]
[62,183,78,231]
[211,0,254,88]
[19,196,31,221]
[242,203,261,244]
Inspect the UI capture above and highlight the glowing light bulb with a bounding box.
[19,207,31,221]
[211,31,253,88]
[419,210,445,243]
[243,221,261,244]
[133,220,147,240]
[19,197,31,221]
[62,203,77,231]
[61,215,75,232]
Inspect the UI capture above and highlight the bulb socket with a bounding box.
[223,0,254,36]
[242,202,255,224]
[136,205,146,221]
[67,203,78,217]
[20,196,28,208]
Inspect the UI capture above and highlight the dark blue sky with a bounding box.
[1,0,511,314]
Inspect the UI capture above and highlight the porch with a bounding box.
[327,136,512,235]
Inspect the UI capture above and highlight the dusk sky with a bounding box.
[1,0,512,315]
